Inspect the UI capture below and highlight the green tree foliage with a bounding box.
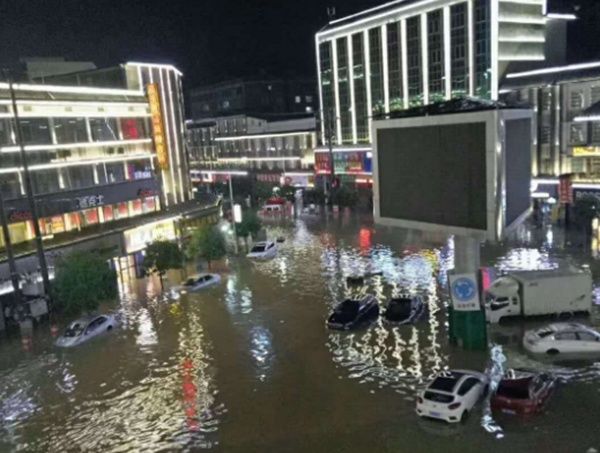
[574,195,600,232]
[236,210,262,238]
[187,225,227,269]
[143,240,184,288]
[253,181,275,201]
[52,251,118,316]
[279,185,296,202]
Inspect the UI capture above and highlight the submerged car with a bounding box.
[491,369,556,416]
[177,273,221,293]
[327,295,379,330]
[523,322,600,356]
[55,314,117,348]
[383,296,424,326]
[247,241,277,259]
[416,370,489,423]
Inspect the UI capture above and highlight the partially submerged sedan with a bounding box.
[491,369,556,416]
[383,296,424,326]
[416,370,489,423]
[327,295,379,330]
[247,241,277,260]
[177,273,221,293]
[523,322,600,356]
[55,314,117,348]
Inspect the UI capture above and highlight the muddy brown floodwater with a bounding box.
[1,213,599,452]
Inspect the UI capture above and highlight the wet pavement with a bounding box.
[0,212,599,452]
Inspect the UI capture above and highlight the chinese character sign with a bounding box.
[147,83,170,170]
[75,195,105,210]
[448,273,481,312]
[559,174,573,205]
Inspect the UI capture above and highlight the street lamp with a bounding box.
[227,174,239,254]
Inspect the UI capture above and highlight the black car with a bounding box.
[327,295,379,330]
[383,296,425,326]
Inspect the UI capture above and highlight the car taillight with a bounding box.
[417,397,423,404]
[448,402,461,410]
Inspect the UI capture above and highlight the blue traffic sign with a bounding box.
[452,277,476,302]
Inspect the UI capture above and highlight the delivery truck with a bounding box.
[484,266,592,323]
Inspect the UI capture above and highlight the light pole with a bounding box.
[228,174,239,254]
[4,69,51,295]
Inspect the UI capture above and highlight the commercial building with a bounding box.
[0,62,192,250]
[187,114,317,187]
[315,0,571,185]
[189,77,316,119]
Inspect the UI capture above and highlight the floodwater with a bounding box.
[1,213,600,452]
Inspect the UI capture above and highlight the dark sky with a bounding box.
[1,0,599,89]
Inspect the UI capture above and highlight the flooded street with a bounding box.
[1,213,600,452]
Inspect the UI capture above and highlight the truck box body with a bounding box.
[511,268,592,316]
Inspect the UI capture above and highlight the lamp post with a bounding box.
[4,69,51,295]
[228,174,239,254]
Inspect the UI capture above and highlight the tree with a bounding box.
[52,251,118,316]
[253,181,275,202]
[143,240,184,289]
[187,225,227,270]
[279,185,296,202]
[236,210,263,251]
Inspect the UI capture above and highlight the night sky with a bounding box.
[1,0,599,89]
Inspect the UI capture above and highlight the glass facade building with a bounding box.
[315,0,548,154]
[0,62,190,248]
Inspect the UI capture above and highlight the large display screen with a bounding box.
[377,122,487,230]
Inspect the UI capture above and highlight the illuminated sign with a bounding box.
[573,146,600,157]
[146,83,169,170]
[123,218,177,253]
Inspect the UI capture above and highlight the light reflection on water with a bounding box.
[2,215,600,451]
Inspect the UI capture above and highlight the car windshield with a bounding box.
[332,299,360,323]
[251,245,266,253]
[64,322,84,337]
[496,377,532,399]
[429,373,462,392]
[536,329,554,338]
[424,391,454,403]
[184,278,197,286]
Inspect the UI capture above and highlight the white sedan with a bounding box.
[247,241,277,259]
[55,314,117,348]
[416,370,489,423]
[523,322,600,356]
[177,273,221,293]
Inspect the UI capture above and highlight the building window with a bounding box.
[369,27,384,115]
[19,117,52,145]
[570,91,584,110]
[570,123,586,145]
[387,21,403,112]
[541,90,552,111]
[592,86,600,104]
[319,41,334,141]
[295,96,301,104]
[89,117,119,142]
[592,122,600,143]
[337,37,352,143]
[31,169,59,195]
[474,0,491,99]
[54,117,88,144]
[450,3,468,96]
[428,9,445,102]
[0,172,21,199]
[406,16,422,106]
[540,125,551,144]
[0,118,14,146]
[352,32,369,142]
[306,95,313,103]
[64,166,95,190]
[120,118,149,140]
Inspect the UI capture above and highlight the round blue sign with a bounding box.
[452,277,476,302]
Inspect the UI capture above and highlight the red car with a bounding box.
[491,370,556,416]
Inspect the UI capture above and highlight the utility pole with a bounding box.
[4,70,51,295]
[0,191,21,304]
[228,174,239,254]
[326,108,336,206]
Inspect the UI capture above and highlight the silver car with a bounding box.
[55,314,117,348]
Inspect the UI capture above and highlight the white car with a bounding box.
[55,314,117,348]
[177,273,221,293]
[523,322,600,356]
[247,241,277,259]
[416,370,489,423]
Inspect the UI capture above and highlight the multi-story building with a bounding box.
[187,114,316,187]
[315,0,571,185]
[189,77,316,119]
[0,62,191,249]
